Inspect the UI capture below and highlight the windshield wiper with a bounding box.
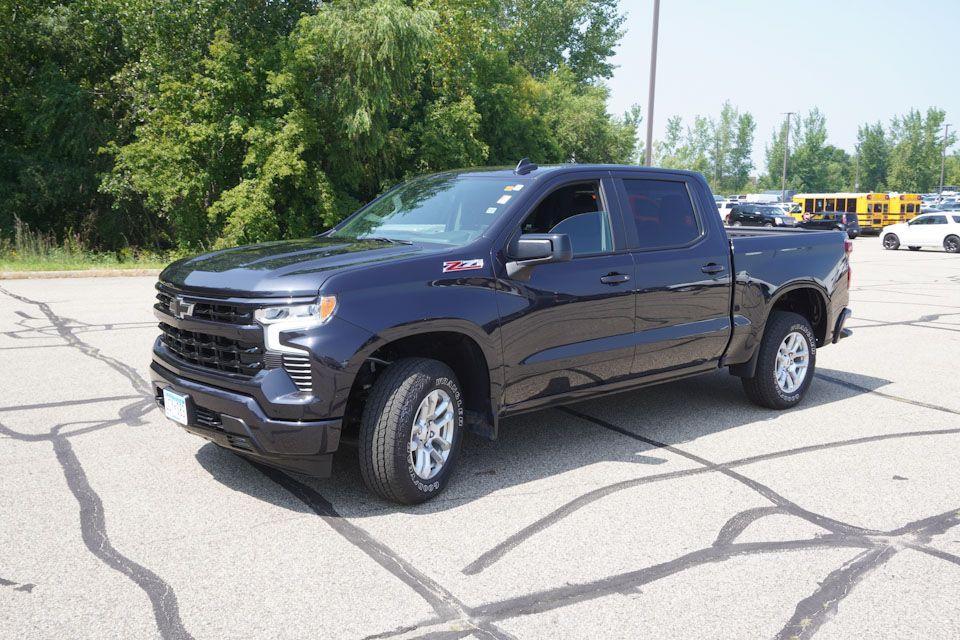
[360,236,413,245]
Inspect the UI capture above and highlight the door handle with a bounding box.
[600,273,631,285]
[700,263,725,274]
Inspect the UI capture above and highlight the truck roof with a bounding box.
[445,164,705,181]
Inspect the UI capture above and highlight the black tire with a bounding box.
[763,222,774,228]
[741,311,817,410]
[945,235,960,254]
[908,246,921,251]
[358,358,465,504]
[847,231,858,240]
[882,233,900,250]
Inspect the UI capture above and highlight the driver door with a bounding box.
[495,174,637,407]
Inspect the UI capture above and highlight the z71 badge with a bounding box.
[442,259,484,273]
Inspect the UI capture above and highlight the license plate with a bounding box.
[162,388,189,425]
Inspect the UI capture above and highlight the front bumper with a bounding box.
[151,360,341,476]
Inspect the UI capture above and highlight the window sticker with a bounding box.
[485,207,498,214]
[496,195,511,205]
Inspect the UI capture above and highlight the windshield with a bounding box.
[330,174,527,246]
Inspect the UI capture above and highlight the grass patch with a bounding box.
[1,218,182,272]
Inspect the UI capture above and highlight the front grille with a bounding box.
[283,354,313,393]
[156,290,255,324]
[159,322,264,377]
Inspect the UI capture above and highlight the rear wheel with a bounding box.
[882,233,900,250]
[358,358,464,504]
[945,235,960,254]
[763,222,774,228]
[742,311,816,410]
[732,220,742,227]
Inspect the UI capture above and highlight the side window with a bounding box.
[953,216,960,224]
[621,179,702,250]
[847,198,857,211]
[519,181,612,256]
[931,215,947,225]
[825,199,835,212]
[803,199,813,213]
[814,199,824,213]
[909,217,927,225]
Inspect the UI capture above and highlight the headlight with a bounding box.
[255,296,336,353]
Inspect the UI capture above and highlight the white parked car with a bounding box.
[717,200,738,221]
[881,212,960,253]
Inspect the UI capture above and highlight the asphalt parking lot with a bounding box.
[1,238,959,640]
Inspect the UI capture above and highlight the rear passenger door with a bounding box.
[613,172,732,377]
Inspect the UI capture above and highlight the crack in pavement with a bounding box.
[253,462,517,640]
[0,285,192,640]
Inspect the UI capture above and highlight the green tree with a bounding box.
[855,122,889,191]
[887,108,956,192]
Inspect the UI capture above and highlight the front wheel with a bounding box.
[741,311,817,410]
[945,235,960,254]
[358,358,464,504]
[882,233,900,250]
[763,222,774,228]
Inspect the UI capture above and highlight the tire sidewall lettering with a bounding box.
[405,376,464,495]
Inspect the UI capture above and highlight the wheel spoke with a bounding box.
[433,435,451,451]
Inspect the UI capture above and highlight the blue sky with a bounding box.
[607,0,960,172]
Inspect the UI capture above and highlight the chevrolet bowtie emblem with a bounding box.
[170,296,195,320]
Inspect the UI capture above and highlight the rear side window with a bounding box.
[953,216,960,223]
[621,179,701,250]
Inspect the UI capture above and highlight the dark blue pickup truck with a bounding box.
[151,161,852,503]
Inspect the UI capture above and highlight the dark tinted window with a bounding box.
[847,198,857,211]
[804,199,814,213]
[930,215,948,224]
[953,216,960,223]
[520,181,613,256]
[622,179,701,250]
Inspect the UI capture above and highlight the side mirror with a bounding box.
[506,233,572,278]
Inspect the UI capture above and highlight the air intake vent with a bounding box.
[282,354,312,394]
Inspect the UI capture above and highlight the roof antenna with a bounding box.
[514,157,538,175]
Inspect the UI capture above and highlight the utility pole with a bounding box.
[643,0,661,166]
[780,112,795,202]
[854,144,860,192]
[939,123,952,195]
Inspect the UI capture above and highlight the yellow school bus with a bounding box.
[792,193,890,233]
[888,193,922,224]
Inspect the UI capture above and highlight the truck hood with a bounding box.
[159,237,437,297]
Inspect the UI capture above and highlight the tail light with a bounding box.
[844,238,853,286]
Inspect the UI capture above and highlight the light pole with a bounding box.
[854,144,860,192]
[939,123,952,195]
[780,112,795,202]
[643,0,661,166]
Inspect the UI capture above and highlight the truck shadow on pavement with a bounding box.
[194,366,917,518]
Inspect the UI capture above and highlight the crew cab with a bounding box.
[152,162,852,504]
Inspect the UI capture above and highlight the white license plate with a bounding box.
[162,388,189,425]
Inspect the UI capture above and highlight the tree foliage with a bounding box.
[1,0,637,250]
[652,102,755,194]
